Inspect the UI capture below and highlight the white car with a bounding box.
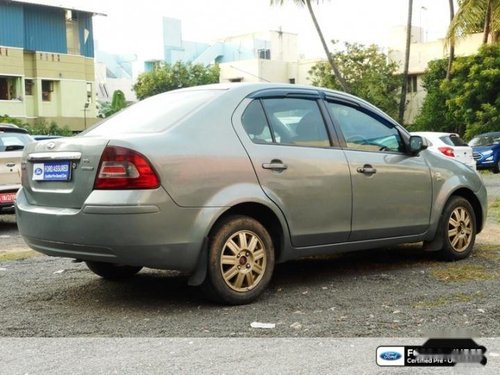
[0,124,34,214]
[412,132,476,170]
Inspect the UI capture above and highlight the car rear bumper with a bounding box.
[15,187,218,272]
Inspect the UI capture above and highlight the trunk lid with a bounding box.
[22,137,109,208]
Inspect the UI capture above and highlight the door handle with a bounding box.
[357,165,377,174]
[6,163,16,168]
[262,160,288,171]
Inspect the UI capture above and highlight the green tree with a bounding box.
[270,0,349,92]
[412,59,457,132]
[133,61,220,100]
[309,42,400,118]
[447,0,500,45]
[98,90,128,118]
[413,44,500,139]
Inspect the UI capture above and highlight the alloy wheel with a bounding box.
[448,206,473,252]
[220,230,267,292]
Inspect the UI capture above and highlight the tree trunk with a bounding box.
[305,0,350,92]
[398,0,413,124]
[446,0,455,80]
[482,0,492,44]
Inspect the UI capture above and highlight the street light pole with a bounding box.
[83,102,89,130]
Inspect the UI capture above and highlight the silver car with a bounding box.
[16,83,487,305]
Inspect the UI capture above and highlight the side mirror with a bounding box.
[409,135,428,155]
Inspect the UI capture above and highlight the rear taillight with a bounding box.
[438,147,455,157]
[94,146,160,189]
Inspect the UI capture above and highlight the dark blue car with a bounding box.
[470,132,500,173]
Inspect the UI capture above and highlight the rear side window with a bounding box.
[85,90,224,135]
[440,134,468,147]
[242,98,331,148]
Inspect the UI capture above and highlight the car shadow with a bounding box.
[63,243,437,308]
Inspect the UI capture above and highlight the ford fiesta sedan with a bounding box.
[16,83,487,305]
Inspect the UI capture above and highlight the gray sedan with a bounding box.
[16,83,487,305]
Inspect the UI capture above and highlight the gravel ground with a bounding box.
[0,174,498,339]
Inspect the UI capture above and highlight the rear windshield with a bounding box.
[439,134,468,147]
[469,133,500,147]
[84,89,224,136]
[0,132,33,151]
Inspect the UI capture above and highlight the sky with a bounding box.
[30,0,456,73]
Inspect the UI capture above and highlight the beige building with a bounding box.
[0,0,101,131]
[388,26,483,124]
[218,31,319,86]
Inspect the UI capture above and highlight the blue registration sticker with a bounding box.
[32,161,71,181]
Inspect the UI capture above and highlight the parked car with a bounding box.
[411,132,476,170]
[16,83,487,304]
[0,124,34,214]
[469,132,500,173]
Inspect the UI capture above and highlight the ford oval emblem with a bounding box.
[379,351,402,361]
[46,142,56,150]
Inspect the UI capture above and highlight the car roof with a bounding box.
[176,82,401,127]
[0,124,29,134]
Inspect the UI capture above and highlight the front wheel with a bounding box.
[202,215,275,305]
[85,261,142,280]
[437,197,477,261]
[493,160,500,174]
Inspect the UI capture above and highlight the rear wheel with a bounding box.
[437,197,476,260]
[202,215,275,305]
[85,261,142,280]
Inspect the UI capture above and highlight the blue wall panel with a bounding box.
[0,3,24,48]
[79,13,94,58]
[24,6,66,53]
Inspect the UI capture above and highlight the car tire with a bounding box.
[202,215,275,305]
[493,160,500,174]
[85,261,142,280]
[436,196,477,261]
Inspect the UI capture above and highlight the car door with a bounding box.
[325,100,432,241]
[234,93,352,247]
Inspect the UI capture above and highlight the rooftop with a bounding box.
[7,0,106,16]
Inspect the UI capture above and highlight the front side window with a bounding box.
[327,102,404,153]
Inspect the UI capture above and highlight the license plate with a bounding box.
[32,161,71,181]
[0,192,16,204]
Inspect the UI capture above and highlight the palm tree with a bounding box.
[447,0,500,46]
[398,0,413,124]
[270,0,350,92]
[446,0,456,80]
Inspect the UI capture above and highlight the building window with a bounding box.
[25,79,33,96]
[257,49,271,60]
[0,76,20,100]
[42,80,54,102]
[407,75,418,93]
[65,10,80,55]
